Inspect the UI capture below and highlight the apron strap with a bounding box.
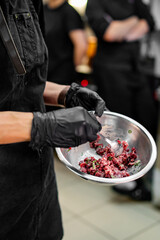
[0,6,26,75]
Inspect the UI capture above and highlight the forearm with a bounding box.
[0,112,33,144]
[125,19,149,41]
[43,81,70,106]
[73,44,87,66]
[103,16,139,42]
[69,30,88,66]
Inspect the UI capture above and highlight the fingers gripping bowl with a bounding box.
[56,111,157,185]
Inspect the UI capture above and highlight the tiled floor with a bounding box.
[54,152,160,240]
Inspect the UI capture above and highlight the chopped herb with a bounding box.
[108,156,113,161]
[128,130,132,134]
[67,147,72,152]
[92,162,96,169]
[134,160,141,166]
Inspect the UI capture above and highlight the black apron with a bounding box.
[0,1,63,239]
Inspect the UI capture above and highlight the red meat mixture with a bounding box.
[79,135,140,178]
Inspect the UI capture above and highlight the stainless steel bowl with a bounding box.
[56,111,157,185]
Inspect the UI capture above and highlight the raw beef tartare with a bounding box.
[79,135,141,178]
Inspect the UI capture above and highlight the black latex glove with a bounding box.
[30,106,102,150]
[65,83,106,117]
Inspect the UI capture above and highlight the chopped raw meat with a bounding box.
[79,135,140,178]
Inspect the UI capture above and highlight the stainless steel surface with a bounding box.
[99,126,123,156]
[56,111,157,185]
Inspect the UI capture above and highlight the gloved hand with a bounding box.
[65,83,106,117]
[30,106,101,150]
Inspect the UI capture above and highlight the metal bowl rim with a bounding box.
[56,111,157,184]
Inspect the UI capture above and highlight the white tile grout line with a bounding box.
[122,219,160,240]
[61,203,160,240]
[79,217,117,240]
[62,208,117,240]
[61,200,110,217]
[130,204,160,221]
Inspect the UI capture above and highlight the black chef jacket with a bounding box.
[86,0,155,70]
[85,0,157,141]
[0,0,63,239]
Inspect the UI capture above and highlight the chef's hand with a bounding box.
[30,106,101,150]
[65,83,106,117]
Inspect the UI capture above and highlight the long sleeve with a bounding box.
[135,0,155,31]
[86,0,110,38]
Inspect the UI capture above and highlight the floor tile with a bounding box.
[130,202,160,221]
[110,187,160,221]
[63,217,114,240]
[58,178,114,214]
[54,156,80,190]
[126,221,160,240]
[60,206,75,223]
[81,202,157,240]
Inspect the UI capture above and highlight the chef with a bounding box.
[0,0,105,239]
[86,0,157,201]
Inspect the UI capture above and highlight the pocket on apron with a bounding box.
[12,11,48,71]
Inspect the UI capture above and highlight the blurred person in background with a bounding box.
[0,0,106,239]
[44,0,88,86]
[86,0,158,201]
